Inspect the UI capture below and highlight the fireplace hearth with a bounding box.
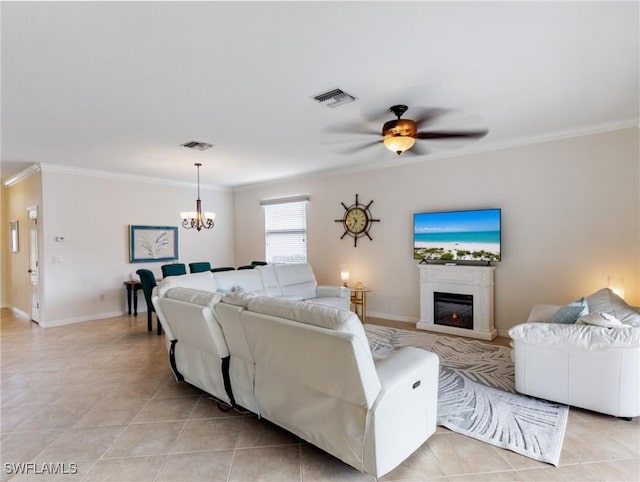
[434,292,473,330]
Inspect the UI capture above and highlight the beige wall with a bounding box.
[233,128,640,335]
[4,127,638,331]
[4,167,235,326]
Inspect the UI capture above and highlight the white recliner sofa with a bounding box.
[152,274,440,477]
[509,288,640,418]
[155,263,350,309]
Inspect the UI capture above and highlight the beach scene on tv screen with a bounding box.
[414,209,501,262]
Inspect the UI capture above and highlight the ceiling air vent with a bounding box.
[312,88,356,108]
[181,141,214,151]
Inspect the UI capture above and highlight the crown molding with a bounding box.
[5,163,230,191]
[5,121,637,191]
[3,164,41,186]
[233,120,639,191]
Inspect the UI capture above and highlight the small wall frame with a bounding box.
[9,221,18,253]
[129,225,178,263]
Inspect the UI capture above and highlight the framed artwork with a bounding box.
[9,220,18,253]
[129,225,178,263]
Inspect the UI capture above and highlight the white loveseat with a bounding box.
[509,288,640,418]
[152,276,440,477]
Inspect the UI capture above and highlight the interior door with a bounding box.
[27,207,40,323]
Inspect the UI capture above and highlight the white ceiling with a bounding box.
[2,1,638,188]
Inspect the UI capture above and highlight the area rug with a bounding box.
[365,325,568,466]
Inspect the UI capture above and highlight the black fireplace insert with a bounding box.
[434,292,473,330]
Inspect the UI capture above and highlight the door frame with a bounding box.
[26,205,40,323]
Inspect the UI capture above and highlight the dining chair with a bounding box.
[161,263,187,278]
[189,262,211,273]
[211,266,235,272]
[135,269,162,335]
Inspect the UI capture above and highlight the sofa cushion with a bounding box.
[156,272,217,297]
[164,287,222,311]
[552,298,588,324]
[247,296,351,330]
[255,265,283,297]
[274,263,317,300]
[586,288,640,327]
[246,296,372,362]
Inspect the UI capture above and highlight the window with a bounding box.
[261,196,309,264]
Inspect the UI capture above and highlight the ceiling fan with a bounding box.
[332,104,489,156]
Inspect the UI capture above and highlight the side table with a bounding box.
[350,287,371,323]
[123,280,141,316]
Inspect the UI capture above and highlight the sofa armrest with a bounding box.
[527,304,562,323]
[509,322,640,350]
[364,346,439,477]
[316,285,350,298]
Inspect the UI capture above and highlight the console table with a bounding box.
[123,280,141,316]
[350,287,371,323]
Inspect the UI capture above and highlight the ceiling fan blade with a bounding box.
[323,123,379,136]
[338,140,382,155]
[404,143,429,157]
[411,108,450,128]
[415,130,488,140]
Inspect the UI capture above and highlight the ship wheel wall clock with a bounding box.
[335,194,380,247]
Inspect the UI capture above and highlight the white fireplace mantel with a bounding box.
[417,264,496,340]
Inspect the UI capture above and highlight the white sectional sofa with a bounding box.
[152,264,440,477]
[509,288,640,418]
[155,263,350,309]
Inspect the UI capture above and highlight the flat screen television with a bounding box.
[413,208,501,262]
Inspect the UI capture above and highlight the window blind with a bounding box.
[263,199,308,264]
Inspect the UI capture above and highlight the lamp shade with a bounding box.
[383,135,415,155]
[608,276,625,299]
[340,264,350,287]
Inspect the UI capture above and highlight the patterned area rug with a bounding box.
[365,325,568,466]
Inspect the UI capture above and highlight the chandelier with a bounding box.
[180,163,215,231]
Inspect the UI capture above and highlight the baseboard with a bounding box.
[40,310,126,328]
[366,311,418,324]
[10,306,30,319]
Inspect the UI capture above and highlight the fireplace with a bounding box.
[434,292,473,330]
[417,265,496,340]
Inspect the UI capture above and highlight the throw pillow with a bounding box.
[586,288,640,327]
[222,290,257,307]
[576,312,625,328]
[552,298,588,324]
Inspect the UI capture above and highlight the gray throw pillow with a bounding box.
[586,288,640,327]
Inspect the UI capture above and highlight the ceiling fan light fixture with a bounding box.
[383,135,415,155]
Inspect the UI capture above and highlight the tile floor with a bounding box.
[1,309,638,481]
